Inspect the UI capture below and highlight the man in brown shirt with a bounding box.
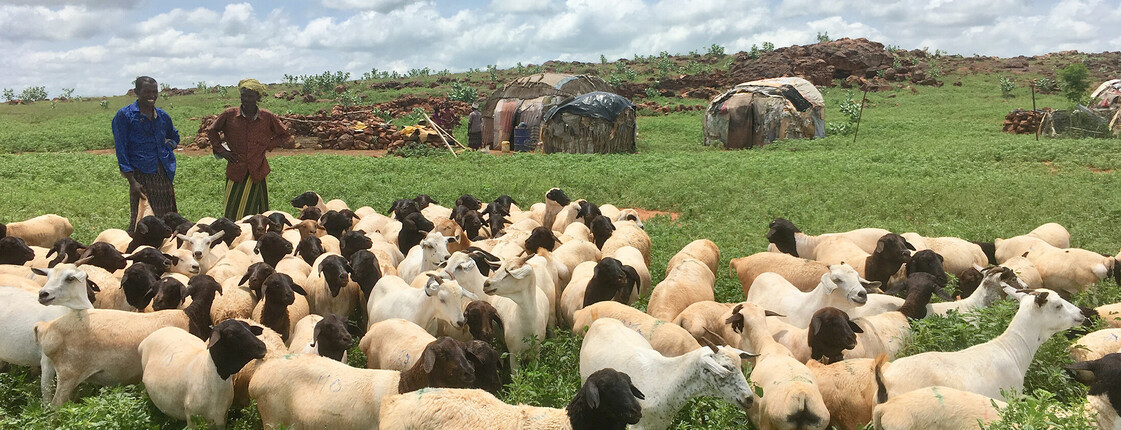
[206,79,292,220]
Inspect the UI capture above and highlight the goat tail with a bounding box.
[874,353,889,404]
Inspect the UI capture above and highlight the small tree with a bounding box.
[1058,63,1090,105]
[761,42,775,52]
[2,88,14,102]
[19,86,47,102]
[816,32,831,43]
[1000,77,1016,98]
[706,44,725,57]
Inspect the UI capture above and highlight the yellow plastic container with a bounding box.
[500,141,511,153]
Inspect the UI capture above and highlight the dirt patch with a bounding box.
[1043,161,1059,175]
[631,208,679,221]
[1089,166,1113,174]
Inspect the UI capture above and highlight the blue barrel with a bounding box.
[512,127,532,152]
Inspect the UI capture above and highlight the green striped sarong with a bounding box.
[224,175,269,220]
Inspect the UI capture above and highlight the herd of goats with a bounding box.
[0,187,1120,429]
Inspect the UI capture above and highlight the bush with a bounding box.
[706,44,725,57]
[60,88,75,99]
[1000,76,1016,98]
[19,86,47,102]
[816,31,831,43]
[448,81,478,103]
[761,41,775,52]
[1058,63,1090,105]
[2,88,14,102]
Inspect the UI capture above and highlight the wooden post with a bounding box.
[422,112,458,158]
[852,87,869,144]
[1031,84,1039,141]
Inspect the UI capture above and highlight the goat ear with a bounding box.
[238,270,251,286]
[46,247,57,258]
[249,325,264,336]
[1035,291,1050,307]
[86,278,101,292]
[206,328,222,349]
[253,242,261,255]
[31,267,49,277]
[875,241,885,254]
[904,240,916,251]
[291,284,308,296]
[810,316,823,336]
[860,279,882,291]
[509,263,533,280]
[311,322,322,348]
[424,276,440,296]
[622,265,640,289]
[932,286,954,301]
[446,235,458,244]
[764,310,785,317]
[630,382,645,400]
[848,320,864,333]
[491,313,503,330]
[167,255,180,266]
[584,381,601,409]
[421,347,437,374]
[820,273,838,292]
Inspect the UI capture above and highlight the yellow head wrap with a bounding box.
[238,79,268,97]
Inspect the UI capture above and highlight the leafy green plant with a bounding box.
[195,81,209,93]
[600,54,608,65]
[2,88,14,102]
[99,99,109,109]
[761,42,775,52]
[645,85,661,99]
[60,88,75,99]
[706,44,725,57]
[338,90,362,106]
[361,68,380,81]
[747,44,761,60]
[1033,77,1057,94]
[18,86,47,102]
[816,31,831,43]
[447,81,478,103]
[216,85,230,98]
[487,64,499,82]
[1058,63,1090,105]
[886,44,901,53]
[391,141,446,158]
[159,82,171,92]
[981,389,1094,430]
[999,76,1022,94]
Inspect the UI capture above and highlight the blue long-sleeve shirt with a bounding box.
[112,102,180,181]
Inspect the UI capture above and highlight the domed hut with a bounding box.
[482,73,614,149]
[541,92,636,154]
[703,77,825,149]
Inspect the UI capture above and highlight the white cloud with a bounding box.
[0,5,124,41]
[320,0,418,13]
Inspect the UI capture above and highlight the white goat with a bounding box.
[745,264,874,328]
[871,386,1006,430]
[365,273,475,332]
[878,288,1086,400]
[174,231,227,275]
[579,318,755,430]
[483,256,549,371]
[249,354,400,430]
[396,230,456,284]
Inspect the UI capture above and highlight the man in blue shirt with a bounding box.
[112,76,180,232]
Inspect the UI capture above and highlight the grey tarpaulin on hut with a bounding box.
[703,77,825,149]
[542,92,636,154]
[482,73,614,148]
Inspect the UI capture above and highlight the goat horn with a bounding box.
[73,255,94,266]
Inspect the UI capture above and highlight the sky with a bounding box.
[2,0,1119,97]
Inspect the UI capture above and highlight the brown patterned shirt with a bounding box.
[206,107,292,182]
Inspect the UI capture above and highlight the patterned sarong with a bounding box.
[128,164,176,233]
[224,174,269,220]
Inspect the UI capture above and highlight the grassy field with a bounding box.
[1,65,1120,429]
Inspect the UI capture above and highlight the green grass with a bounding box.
[1,67,1120,429]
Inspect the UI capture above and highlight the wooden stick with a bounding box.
[425,115,468,149]
[422,112,458,158]
[852,87,869,144]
